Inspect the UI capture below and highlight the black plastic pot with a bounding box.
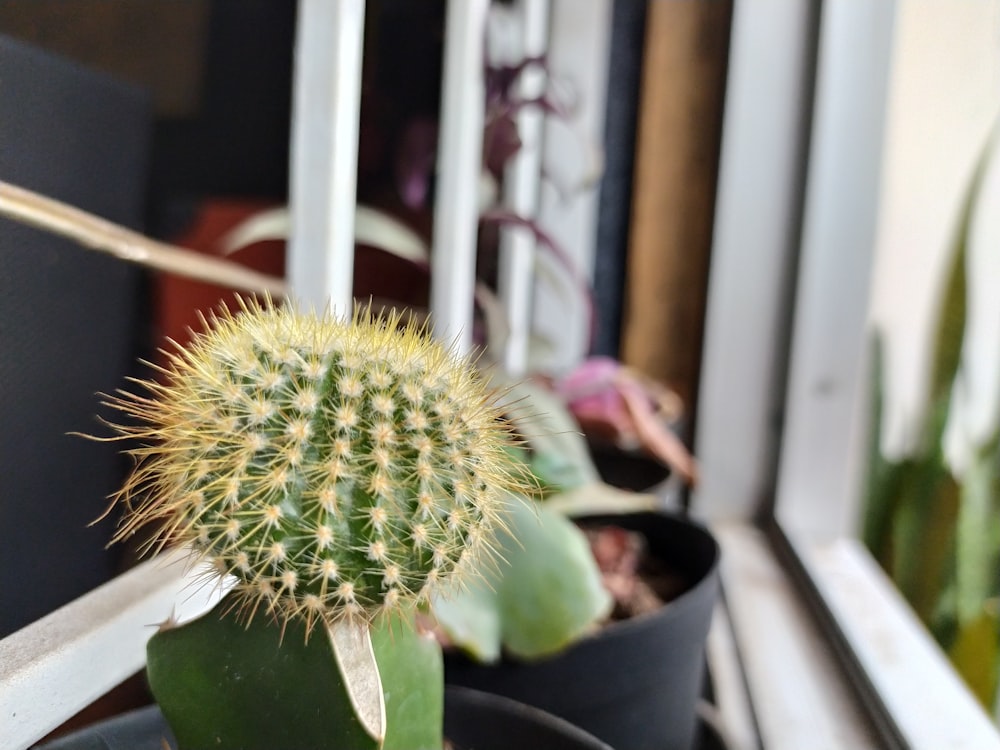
[35,686,612,750]
[587,441,671,493]
[444,511,721,750]
[444,685,612,750]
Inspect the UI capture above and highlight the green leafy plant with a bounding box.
[864,128,1000,712]
[430,373,662,663]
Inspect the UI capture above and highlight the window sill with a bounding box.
[710,522,1000,750]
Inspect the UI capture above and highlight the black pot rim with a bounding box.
[444,685,614,749]
[38,689,615,750]
[536,510,720,652]
[446,509,721,664]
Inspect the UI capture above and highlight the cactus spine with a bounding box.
[105,297,527,633]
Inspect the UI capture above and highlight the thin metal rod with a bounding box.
[0,181,286,296]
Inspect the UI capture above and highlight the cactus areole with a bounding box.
[105,298,525,633]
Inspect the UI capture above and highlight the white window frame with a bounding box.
[697,2,1000,748]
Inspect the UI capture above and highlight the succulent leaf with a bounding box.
[432,496,611,662]
[373,611,445,750]
[147,594,444,750]
[486,372,599,493]
[147,593,380,750]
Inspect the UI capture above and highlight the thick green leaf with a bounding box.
[147,595,380,750]
[864,136,970,562]
[863,387,952,616]
[928,214,969,404]
[865,300,963,623]
[955,443,1000,625]
[372,612,444,750]
[884,392,958,623]
[887,441,959,624]
[148,597,446,750]
[487,372,600,493]
[543,481,660,518]
[862,334,904,558]
[948,605,1000,710]
[432,497,611,662]
[430,575,503,663]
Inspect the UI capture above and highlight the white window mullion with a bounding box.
[430,0,491,354]
[529,0,611,374]
[496,0,550,376]
[287,0,366,315]
[773,1,895,540]
[694,0,817,522]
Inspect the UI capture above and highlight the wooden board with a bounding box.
[620,0,731,414]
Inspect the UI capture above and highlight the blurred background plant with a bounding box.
[864,120,1000,713]
[218,18,595,364]
[209,4,697,669]
[218,2,695,489]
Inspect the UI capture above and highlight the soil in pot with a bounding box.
[443,511,721,750]
[586,520,689,620]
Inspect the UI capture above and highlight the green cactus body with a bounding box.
[107,298,526,632]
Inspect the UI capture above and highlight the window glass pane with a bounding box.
[860,3,1000,715]
[763,0,1000,720]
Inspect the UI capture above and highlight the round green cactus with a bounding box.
[105,298,528,632]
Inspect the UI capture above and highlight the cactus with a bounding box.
[93,297,540,748]
[146,600,445,750]
[104,297,528,637]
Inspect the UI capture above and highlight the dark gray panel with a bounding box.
[0,35,151,636]
[592,0,647,357]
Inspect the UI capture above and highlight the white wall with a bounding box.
[868,0,1000,462]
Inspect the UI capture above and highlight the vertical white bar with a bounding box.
[693,1,816,522]
[431,0,490,354]
[497,0,550,376]
[774,2,896,540]
[529,0,612,374]
[287,0,366,314]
